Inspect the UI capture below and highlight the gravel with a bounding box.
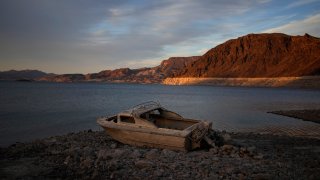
[1,130,320,179]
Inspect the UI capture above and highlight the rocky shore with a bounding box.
[269,109,320,124]
[1,130,320,179]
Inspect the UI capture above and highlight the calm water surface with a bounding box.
[1,81,320,146]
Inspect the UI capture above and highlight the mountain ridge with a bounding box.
[36,56,200,83]
[2,33,320,86]
[0,70,50,80]
[177,33,320,78]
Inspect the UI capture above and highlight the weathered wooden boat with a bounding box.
[97,101,214,151]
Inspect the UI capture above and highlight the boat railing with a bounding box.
[131,101,161,115]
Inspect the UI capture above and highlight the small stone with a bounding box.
[67,146,81,154]
[222,133,232,144]
[210,147,219,154]
[145,149,159,159]
[81,157,93,168]
[113,149,126,157]
[222,144,234,151]
[211,157,219,162]
[97,149,111,160]
[107,160,119,171]
[50,149,61,155]
[247,146,256,154]
[252,173,270,180]
[154,168,164,177]
[238,173,246,180]
[110,143,117,149]
[240,147,246,153]
[92,169,99,179]
[130,150,142,158]
[135,160,154,169]
[83,146,94,157]
[161,149,176,158]
[224,166,234,174]
[253,153,264,159]
[64,155,71,165]
[208,172,219,179]
[169,163,177,170]
[230,153,240,158]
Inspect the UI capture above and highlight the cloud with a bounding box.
[0,0,315,73]
[2,0,265,73]
[286,0,319,9]
[125,59,161,69]
[263,14,320,36]
[79,0,267,66]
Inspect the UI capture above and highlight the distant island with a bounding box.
[1,33,319,88]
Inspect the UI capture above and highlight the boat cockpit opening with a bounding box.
[140,108,198,130]
[120,116,135,123]
[107,116,118,123]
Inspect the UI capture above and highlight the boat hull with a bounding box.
[101,126,194,151]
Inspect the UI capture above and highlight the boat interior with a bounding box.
[150,114,197,130]
[105,108,198,130]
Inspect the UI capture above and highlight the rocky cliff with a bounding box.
[177,33,320,78]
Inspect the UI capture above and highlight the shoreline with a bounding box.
[1,130,320,179]
[269,109,320,124]
[163,76,320,89]
[2,76,320,89]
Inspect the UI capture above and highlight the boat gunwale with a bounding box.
[97,117,209,138]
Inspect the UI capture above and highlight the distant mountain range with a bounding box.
[0,70,51,81]
[37,56,200,83]
[1,33,319,84]
[1,56,199,83]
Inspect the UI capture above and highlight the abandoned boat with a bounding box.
[97,101,214,151]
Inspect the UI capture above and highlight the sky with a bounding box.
[0,0,320,74]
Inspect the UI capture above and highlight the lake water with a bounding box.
[1,81,320,146]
